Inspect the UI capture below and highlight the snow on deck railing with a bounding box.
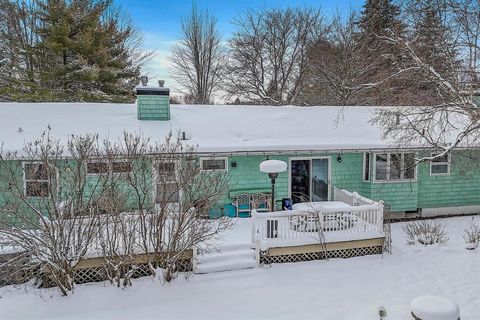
[334,187,376,206]
[251,203,384,248]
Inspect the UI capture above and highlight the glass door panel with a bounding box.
[291,160,310,204]
[312,159,329,201]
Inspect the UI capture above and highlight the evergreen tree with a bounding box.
[0,0,149,102]
[410,1,455,103]
[355,0,406,105]
[412,1,457,77]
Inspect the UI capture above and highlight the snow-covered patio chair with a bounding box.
[251,193,270,213]
[234,193,251,217]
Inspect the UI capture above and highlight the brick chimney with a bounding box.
[135,77,170,121]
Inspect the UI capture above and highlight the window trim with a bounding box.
[23,161,57,198]
[363,152,370,182]
[429,153,451,176]
[199,157,228,172]
[373,152,417,183]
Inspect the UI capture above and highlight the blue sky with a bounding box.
[115,0,365,94]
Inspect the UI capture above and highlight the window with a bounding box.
[86,162,109,175]
[363,153,370,181]
[24,162,51,197]
[112,161,132,174]
[430,153,450,175]
[200,157,227,171]
[375,154,388,181]
[156,162,179,203]
[87,161,132,175]
[404,153,416,179]
[374,153,416,181]
[390,153,402,180]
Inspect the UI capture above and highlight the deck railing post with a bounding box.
[378,200,384,232]
[251,209,258,243]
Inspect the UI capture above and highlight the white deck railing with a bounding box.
[334,187,376,206]
[251,202,384,248]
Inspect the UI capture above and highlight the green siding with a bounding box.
[222,150,480,213]
[226,155,289,205]
[369,181,418,212]
[418,151,480,208]
[3,150,480,222]
[136,95,170,120]
[331,153,364,193]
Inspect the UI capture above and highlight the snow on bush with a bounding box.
[403,220,449,245]
[463,218,480,249]
[411,295,460,320]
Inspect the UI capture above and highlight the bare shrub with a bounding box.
[463,218,480,249]
[0,131,105,295]
[403,220,449,245]
[0,131,231,294]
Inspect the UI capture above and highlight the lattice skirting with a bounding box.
[260,246,383,264]
[40,258,192,288]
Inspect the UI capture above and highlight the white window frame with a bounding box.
[363,152,370,182]
[23,161,57,198]
[373,152,417,182]
[199,157,228,172]
[430,153,451,176]
[153,160,181,206]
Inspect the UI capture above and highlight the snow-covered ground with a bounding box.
[1,216,479,320]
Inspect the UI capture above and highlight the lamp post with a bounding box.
[259,160,287,212]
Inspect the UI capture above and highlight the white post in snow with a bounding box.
[378,200,385,232]
[352,191,360,206]
[251,209,258,243]
[192,246,198,274]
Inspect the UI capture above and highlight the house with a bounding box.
[1,82,478,221]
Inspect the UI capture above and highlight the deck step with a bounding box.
[195,258,257,274]
[199,243,254,253]
[196,249,255,264]
[195,244,257,274]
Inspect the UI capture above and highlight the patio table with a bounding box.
[292,201,352,212]
[291,201,355,232]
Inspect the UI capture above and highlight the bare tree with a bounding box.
[305,12,367,106]
[169,5,225,104]
[225,7,324,105]
[371,29,480,161]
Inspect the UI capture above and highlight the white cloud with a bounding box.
[140,33,183,96]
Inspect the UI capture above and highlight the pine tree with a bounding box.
[0,0,149,103]
[355,0,406,105]
[413,1,457,75]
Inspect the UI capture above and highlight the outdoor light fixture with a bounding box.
[337,155,343,163]
[259,160,287,212]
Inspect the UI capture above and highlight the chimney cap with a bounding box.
[135,77,169,94]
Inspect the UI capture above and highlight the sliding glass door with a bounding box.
[290,158,330,204]
[311,159,329,201]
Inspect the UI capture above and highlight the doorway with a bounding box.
[290,158,330,204]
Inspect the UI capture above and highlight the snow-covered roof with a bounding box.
[0,102,396,154]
